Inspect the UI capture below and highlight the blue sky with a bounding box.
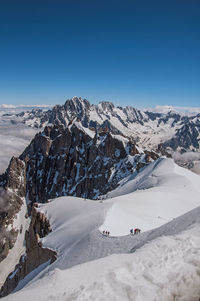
[0,0,200,107]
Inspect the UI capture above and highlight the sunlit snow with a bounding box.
[3,158,200,301]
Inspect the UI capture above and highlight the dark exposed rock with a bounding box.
[159,121,200,152]
[144,111,162,121]
[0,120,159,209]
[135,153,158,172]
[99,120,123,135]
[0,157,26,262]
[144,150,159,161]
[16,123,154,204]
[0,206,56,298]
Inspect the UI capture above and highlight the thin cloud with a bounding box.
[0,104,53,109]
[0,116,38,174]
[145,105,200,116]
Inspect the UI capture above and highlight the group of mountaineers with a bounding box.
[102,228,141,236]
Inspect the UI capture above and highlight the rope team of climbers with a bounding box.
[130,228,141,235]
[102,230,110,236]
[102,228,141,236]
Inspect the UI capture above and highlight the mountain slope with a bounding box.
[100,157,200,235]
[5,222,200,301]
[1,98,200,299]
[3,159,200,300]
[14,97,200,152]
[0,121,158,295]
[18,123,156,204]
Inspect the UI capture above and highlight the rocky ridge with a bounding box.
[20,123,158,205]
[16,97,200,152]
[0,157,26,263]
[0,205,56,297]
[0,120,158,296]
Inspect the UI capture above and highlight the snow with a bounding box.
[111,134,129,145]
[74,122,95,138]
[4,208,200,301]
[6,100,200,154]
[101,158,200,235]
[13,260,51,293]
[2,158,200,300]
[37,197,109,259]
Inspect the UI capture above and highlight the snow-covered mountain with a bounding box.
[15,96,200,152]
[2,158,200,300]
[0,120,157,296]
[1,97,200,299]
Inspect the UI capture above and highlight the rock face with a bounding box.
[0,157,26,262]
[0,205,56,297]
[159,121,200,152]
[18,123,158,206]
[0,107,159,297]
[0,121,160,209]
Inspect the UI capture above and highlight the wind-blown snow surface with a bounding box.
[3,158,200,300]
[4,208,200,301]
[100,157,200,235]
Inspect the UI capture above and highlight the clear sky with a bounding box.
[0,0,200,107]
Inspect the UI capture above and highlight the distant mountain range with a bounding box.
[13,96,200,153]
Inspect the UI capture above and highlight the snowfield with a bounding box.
[3,158,200,300]
[4,210,200,301]
[100,157,200,235]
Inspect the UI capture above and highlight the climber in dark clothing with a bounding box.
[134,228,141,235]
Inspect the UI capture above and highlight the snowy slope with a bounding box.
[4,206,200,301]
[100,157,200,235]
[2,158,200,300]
[38,197,110,262]
[25,158,200,273]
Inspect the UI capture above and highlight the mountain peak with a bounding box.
[98,101,115,111]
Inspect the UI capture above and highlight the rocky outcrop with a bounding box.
[135,151,159,172]
[17,123,156,204]
[0,121,159,209]
[0,157,26,262]
[0,205,56,297]
[159,121,200,152]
